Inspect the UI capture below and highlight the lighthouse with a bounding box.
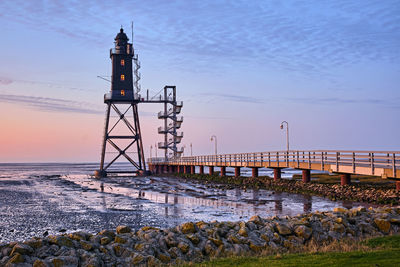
[108,28,135,101]
[95,28,145,178]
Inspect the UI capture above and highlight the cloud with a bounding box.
[0,77,13,85]
[285,96,400,108]
[199,93,265,104]
[0,94,103,114]
[0,93,161,116]
[1,0,399,78]
[0,77,96,92]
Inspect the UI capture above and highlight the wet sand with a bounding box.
[0,163,380,243]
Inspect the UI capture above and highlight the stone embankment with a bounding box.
[1,206,400,266]
[175,173,400,204]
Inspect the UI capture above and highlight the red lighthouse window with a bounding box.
[121,59,125,66]
[120,74,125,81]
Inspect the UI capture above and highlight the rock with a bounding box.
[51,257,65,267]
[186,233,200,245]
[249,241,263,252]
[196,221,208,230]
[157,253,171,263]
[23,239,43,249]
[260,233,270,242]
[294,225,312,239]
[203,241,215,256]
[168,247,181,259]
[48,235,74,247]
[33,259,47,267]
[180,222,196,234]
[276,223,292,235]
[131,253,144,265]
[80,240,93,251]
[140,226,159,231]
[100,236,111,245]
[68,231,90,241]
[147,255,161,266]
[333,207,347,213]
[178,242,190,254]
[249,215,262,224]
[114,235,127,244]
[10,243,33,255]
[333,223,345,233]
[209,237,223,246]
[389,218,400,225]
[374,218,391,233]
[7,252,24,264]
[113,244,125,257]
[335,217,343,224]
[116,225,131,234]
[99,229,115,239]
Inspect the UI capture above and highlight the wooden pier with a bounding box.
[149,150,400,190]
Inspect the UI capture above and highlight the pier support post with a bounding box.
[209,166,214,175]
[340,173,351,185]
[396,181,400,191]
[274,168,281,181]
[302,170,311,183]
[199,166,204,174]
[154,165,158,174]
[220,166,226,177]
[234,167,241,177]
[190,165,195,174]
[252,167,259,178]
[183,166,188,174]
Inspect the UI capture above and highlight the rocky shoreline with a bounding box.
[172,173,400,205]
[1,206,400,266]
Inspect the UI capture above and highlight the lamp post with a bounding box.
[183,145,186,157]
[150,145,153,158]
[155,143,157,158]
[190,143,193,156]
[210,135,217,155]
[280,121,289,151]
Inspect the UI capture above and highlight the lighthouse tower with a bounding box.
[95,28,145,177]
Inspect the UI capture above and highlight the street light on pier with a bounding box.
[280,121,289,151]
[190,143,193,156]
[210,135,217,155]
[155,143,158,158]
[150,145,153,158]
[183,144,186,157]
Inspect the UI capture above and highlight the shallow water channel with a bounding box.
[0,163,379,243]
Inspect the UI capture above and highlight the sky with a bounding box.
[0,0,399,163]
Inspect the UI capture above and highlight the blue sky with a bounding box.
[0,0,399,162]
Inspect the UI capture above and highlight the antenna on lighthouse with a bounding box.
[131,21,134,42]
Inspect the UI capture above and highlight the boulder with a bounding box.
[116,225,131,234]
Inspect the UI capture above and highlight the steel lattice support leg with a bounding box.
[95,103,146,177]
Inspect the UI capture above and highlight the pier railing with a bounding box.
[149,150,400,178]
